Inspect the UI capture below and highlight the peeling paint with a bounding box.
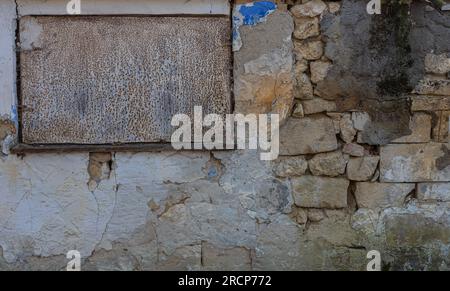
[10,105,17,125]
[232,1,277,51]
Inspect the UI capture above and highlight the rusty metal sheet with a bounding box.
[20,16,231,144]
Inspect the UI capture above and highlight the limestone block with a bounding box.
[291,0,327,18]
[339,113,356,143]
[302,98,336,114]
[355,182,415,209]
[347,156,380,181]
[280,116,338,155]
[292,176,349,208]
[343,143,365,157]
[295,73,314,100]
[294,40,324,60]
[308,151,347,177]
[414,79,450,96]
[411,96,450,111]
[293,17,319,40]
[273,156,308,177]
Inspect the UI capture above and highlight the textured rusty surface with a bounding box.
[20,16,231,144]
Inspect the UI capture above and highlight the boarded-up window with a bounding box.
[19,16,231,144]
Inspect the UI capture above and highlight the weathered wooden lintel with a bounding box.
[11,143,234,154]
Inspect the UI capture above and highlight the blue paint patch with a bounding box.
[10,104,18,124]
[239,1,277,26]
[208,167,218,179]
[232,1,277,51]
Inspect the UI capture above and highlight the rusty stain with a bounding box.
[0,119,16,140]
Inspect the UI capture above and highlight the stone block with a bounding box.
[347,156,379,181]
[355,182,415,209]
[411,96,450,111]
[292,176,349,208]
[273,156,308,178]
[301,98,336,114]
[293,17,319,40]
[414,79,450,96]
[291,0,327,18]
[308,151,347,177]
[280,117,338,155]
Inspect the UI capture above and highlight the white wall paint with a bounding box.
[17,0,230,16]
[0,0,17,121]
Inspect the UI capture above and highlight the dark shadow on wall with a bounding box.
[316,0,450,145]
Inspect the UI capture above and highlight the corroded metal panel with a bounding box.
[20,16,231,144]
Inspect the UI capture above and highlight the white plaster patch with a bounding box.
[0,0,17,120]
[17,0,230,16]
[0,154,116,263]
[19,17,43,51]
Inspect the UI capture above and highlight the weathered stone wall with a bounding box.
[0,0,449,271]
